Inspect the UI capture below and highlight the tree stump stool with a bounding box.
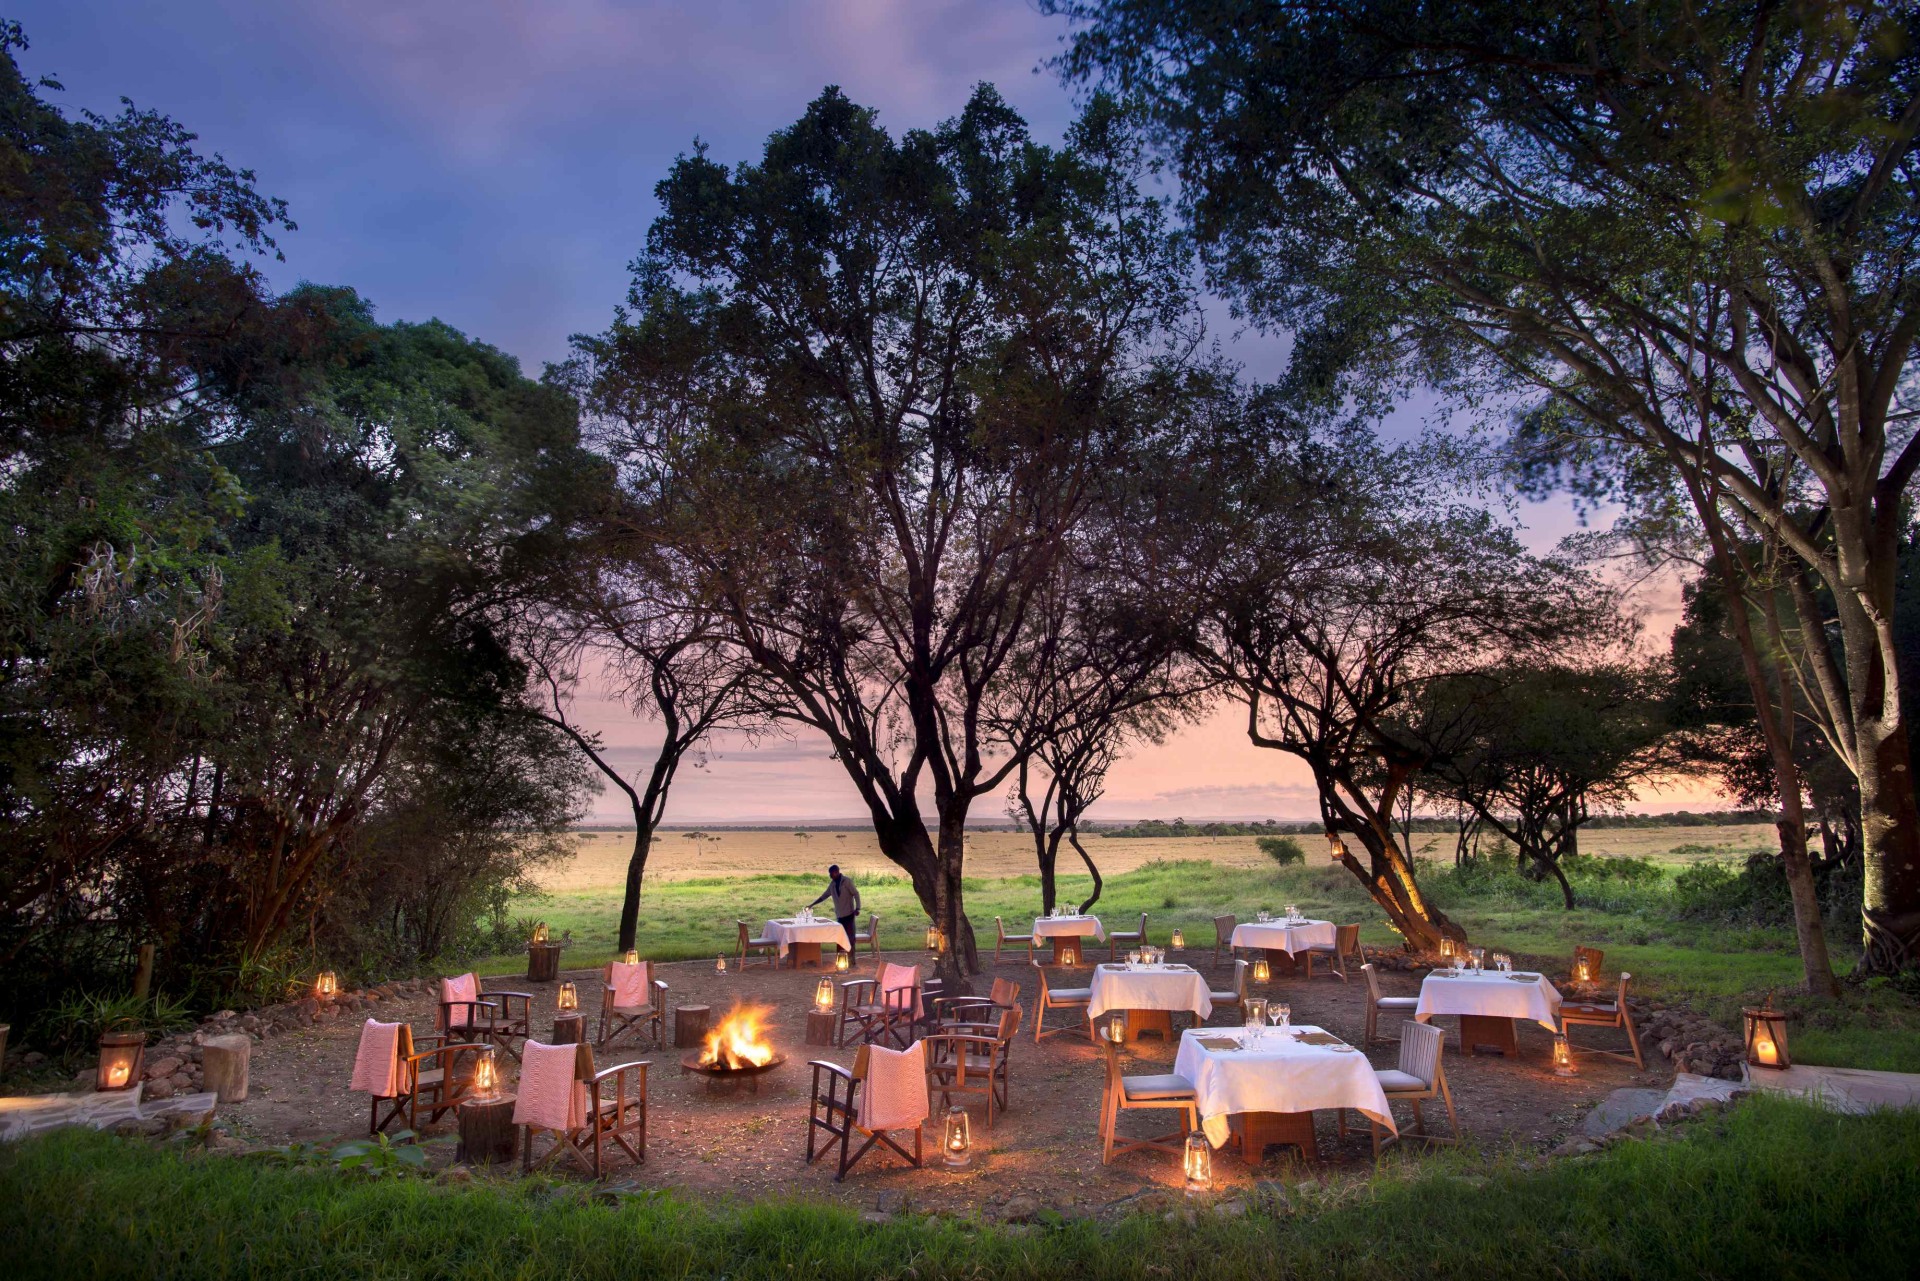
[675,1005,711,1049]
[805,1010,836,1046]
[526,942,565,983]
[552,1013,585,1045]
[201,1034,252,1103]
[456,1094,517,1165]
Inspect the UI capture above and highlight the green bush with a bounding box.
[1257,835,1307,866]
[1562,853,1663,883]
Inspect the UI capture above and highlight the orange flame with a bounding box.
[700,1001,776,1069]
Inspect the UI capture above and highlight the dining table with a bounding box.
[1229,917,1336,977]
[763,917,849,968]
[1173,1024,1395,1160]
[1087,961,1212,1041]
[1031,914,1104,963]
[1414,968,1561,1056]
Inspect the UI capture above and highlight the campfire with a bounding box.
[700,1001,777,1070]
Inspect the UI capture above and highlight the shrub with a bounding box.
[1258,835,1307,866]
[1562,853,1663,884]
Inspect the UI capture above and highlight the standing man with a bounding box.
[809,864,862,962]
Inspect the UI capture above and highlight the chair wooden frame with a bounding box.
[520,1043,649,1179]
[850,913,881,959]
[1208,959,1249,1016]
[1340,1020,1458,1157]
[1561,971,1645,1069]
[1212,915,1238,971]
[367,1027,488,1135]
[1097,1034,1199,1164]
[440,982,534,1061]
[736,920,779,968]
[1107,912,1149,961]
[933,977,1021,1031]
[805,1045,924,1181]
[926,1004,1021,1128]
[994,915,1035,963]
[1304,924,1362,980]
[1362,962,1419,1046]
[1031,963,1094,1042]
[598,965,671,1049]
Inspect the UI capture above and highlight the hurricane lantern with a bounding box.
[1251,957,1271,984]
[835,950,852,972]
[556,981,579,1012]
[1572,953,1595,984]
[95,1030,145,1093]
[715,955,728,975]
[926,923,944,952]
[1061,944,1079,967]
[531,921,550,945]
[1169,929,1185,952]
[942,1105,973,1169]
[815,977,835,1012]
[1327,834,1347,864]
[315,970,339,1000]
[1743,999,1791,1070]
[1183,1131,1213,1197]
[1438,937,1458,962]
[472,1047,500,1101]
[1552,1035,1577,1076]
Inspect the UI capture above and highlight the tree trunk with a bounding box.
[933,809,978,991]
[1333,817,1464,952]
[1067,826,1105,914]
[618,822,652,954]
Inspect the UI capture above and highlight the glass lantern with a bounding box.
[1243,997,1267,1029]
[623,948,639,965]
[95,1030,145,1092]
[1744,1000,1791,1070]
[815,977,835,1012]
[556,981,579,1012]
[531,921,550,945]
[315,971,338,1000]
[942,1105,972,1169]
[1183,1131,1212,1197]
[926,923,944,952]
[1572,951,1594,984]
[1061,944,1079,967]
[1552,1035,1577,1076]
[716,954,727,975]
[1107,1013,1126,1044]
[1170,929,1185,952]
[835,949,852,972]
[1438,937,1458,963]
[471,1047,500,1101]
[1251,957,1271,984]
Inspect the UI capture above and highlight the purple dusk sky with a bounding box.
[12,2,1710,822]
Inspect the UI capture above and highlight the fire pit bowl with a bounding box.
[680,1050,787,1094]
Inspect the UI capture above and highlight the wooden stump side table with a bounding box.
[552,1012,585,1045]
[526,942,566,983]
[805,1010,837,1046]
[675,1004,712,1049]
[457,1094,517,1165]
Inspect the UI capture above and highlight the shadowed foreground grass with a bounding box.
[2,1099,1915,1280]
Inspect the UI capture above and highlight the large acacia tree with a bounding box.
[1049,0,1920,972]
[573,87,1200,980]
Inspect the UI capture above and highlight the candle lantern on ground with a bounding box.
[835,949,851,972]
[1183,1131,1212,1197]
[95,1030,145,1092]
[942,1106,973,1169]
[315,971,338,1001]
[715,954,727,975]
[815,977,835,1012]
[556,982,578,1012]
[1572,952,1594,985]
[1552,1035,1577,1076]
[1170,928,1185,952]
[471,1047,500,1101]
[1251,957,1271,984]
[1744,998,1791,1070]
[531,922,549,945]
[1061,944,1079,967]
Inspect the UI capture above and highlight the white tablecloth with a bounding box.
[1415,971,1561,1031]
[1173,1025,1395,1148]
[1230,919,1336,954]
[1087,964,1213,1021]
[1033,915,1105,941]
[764,918,848,958]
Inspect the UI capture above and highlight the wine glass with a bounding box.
[1244,997,1267,1033]
[1271,1002,1291,1038]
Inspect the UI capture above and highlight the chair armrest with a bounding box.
[808,1060,854,1082]
[415,1034,449,1050]
[593,1060,650,1086]
[840,979,876,994]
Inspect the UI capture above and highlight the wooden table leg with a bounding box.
[1124,1009,1174,1042]
[1263,948,1299,978]
[1458,1014,1519,1056]
[1051,936,1083,964]
[1238,1110,1318,1162]
[789,941,823,968]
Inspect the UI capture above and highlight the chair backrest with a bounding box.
[989,977,1020,1007]
[998,1004,1023,1041]
[395,1023,416,1064]
[852,1043,872,1081]
[1362,962,1383,1003]
[1397,1020,1444,1088]
[1040,965,1071,997]
[995,915,1007,941]
[1335,923,1361,954]
[1614,972,1632,1010]
[737,920,750,946]
[1574,945,1605,975]
[1214,914,1236,944]
[1099,1033,1124,1093]
[1233,958,1249,999]
[866,913,879,935]
[1137,912,1149,934]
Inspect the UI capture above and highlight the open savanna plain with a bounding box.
[486,823,1918,1072]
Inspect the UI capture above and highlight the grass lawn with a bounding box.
[484,840,1920,1074]
[1,1098,1914,1279]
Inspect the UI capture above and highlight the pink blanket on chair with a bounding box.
[857,1041,928,1133]
[879,962,923,1019]
[349,1019,403,1098]
[439,972,479,1031]
[513,1041,587,1132]
[608,961,650,1007]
